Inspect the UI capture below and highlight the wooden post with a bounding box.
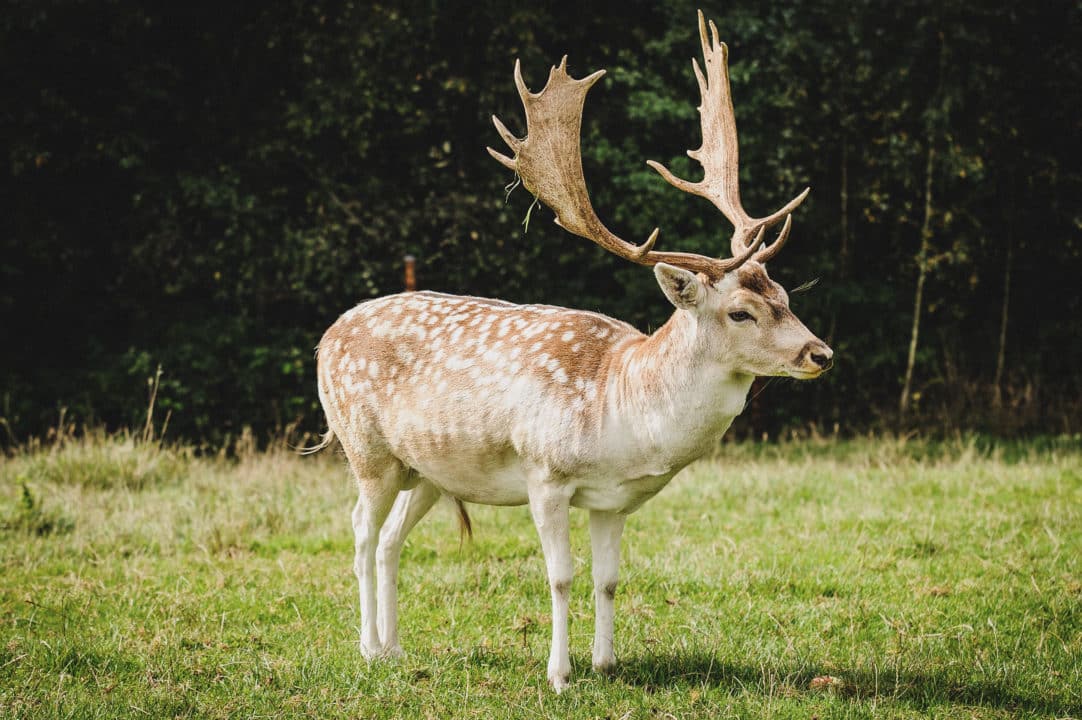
[404,255,416,292]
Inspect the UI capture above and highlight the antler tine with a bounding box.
[755,214,792,264]
[647,10,810,264]
[488,55,750,280]
[513,57,532,102]
[488,116,520,170]
[717,223,767,272]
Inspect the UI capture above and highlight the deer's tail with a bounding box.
[453,497,473,543]
[298,428,337,455]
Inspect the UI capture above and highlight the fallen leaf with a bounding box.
[809,675,844,690]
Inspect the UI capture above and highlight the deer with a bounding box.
[312,11,832,693]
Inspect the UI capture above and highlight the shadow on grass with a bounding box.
[611,653,1079,716]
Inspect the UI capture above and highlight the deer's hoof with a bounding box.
[592,656,616,674]
[549,671,571,694]
[381,644,405,660]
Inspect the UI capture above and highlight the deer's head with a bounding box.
[654,261,832,379]
[489,11,832,381]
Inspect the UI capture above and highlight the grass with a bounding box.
[1,433,1080,718]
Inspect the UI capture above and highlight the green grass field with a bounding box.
[1,434,1080,718]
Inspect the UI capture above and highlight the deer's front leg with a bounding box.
[589,510,625,673]
[527,480,574,693]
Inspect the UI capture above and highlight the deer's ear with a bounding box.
[654,263,704,309]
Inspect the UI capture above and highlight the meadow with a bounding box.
[1,432,1079,719]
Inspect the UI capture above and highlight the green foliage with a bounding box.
[1,0,1080,442]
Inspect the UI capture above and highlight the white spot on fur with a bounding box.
[447,355,475,371]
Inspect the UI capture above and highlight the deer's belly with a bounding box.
[415,461,675,513]
[397,443,679,511]
[404,449,531,506]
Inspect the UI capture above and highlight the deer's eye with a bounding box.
[728,310,755,323]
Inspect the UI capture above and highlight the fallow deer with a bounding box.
[313,11,832,692]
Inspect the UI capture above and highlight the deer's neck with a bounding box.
[604,309,753,466]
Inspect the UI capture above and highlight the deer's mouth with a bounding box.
[788,362,832,380]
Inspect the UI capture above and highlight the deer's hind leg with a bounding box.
[344,448,407,659]
[376,480,441,657]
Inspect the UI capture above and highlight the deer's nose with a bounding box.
[808,343,834,369]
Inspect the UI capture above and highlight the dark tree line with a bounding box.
[2,0,1080,445]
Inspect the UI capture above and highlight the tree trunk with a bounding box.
[992,228,1013,407]
[900,30,947,424]
[827,139,849,346]
[825,138,849,429]
[899,143,936,421]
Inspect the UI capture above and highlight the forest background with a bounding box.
[2,0,1080,445]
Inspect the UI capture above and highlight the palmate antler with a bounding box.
[647,11,809,262]
[488,10,808,280]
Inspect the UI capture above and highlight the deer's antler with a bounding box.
[488,57,766,281]
[646,10,809,263]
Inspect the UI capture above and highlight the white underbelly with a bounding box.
[409,454,531,506]
[405,450,679,513]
